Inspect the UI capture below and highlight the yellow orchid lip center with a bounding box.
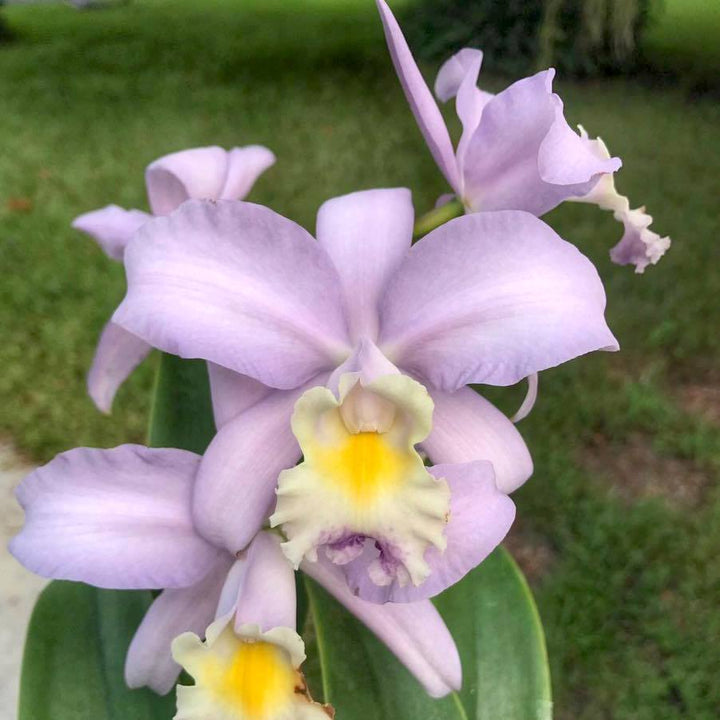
[312,430,411,507]
[205,639,298,718]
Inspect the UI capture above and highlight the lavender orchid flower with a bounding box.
[10,444,462,698]
[375,0,670,274]
[111,188,617,570]
[72,145,276,413]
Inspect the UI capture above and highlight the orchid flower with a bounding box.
[111,188,617,567]
[72,145,276,413]
[375,0,669,274]
[10,444,463,698]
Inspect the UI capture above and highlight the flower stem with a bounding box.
[412,199,464,239]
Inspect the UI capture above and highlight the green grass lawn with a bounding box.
[1,0,719,717]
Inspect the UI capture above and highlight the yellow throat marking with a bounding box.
[314,431,410,506]
[204,640,297,719]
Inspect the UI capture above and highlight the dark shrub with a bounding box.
[403,0,657,77]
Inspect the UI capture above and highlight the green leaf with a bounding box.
[436,547,553,720]
[303,546,551,720]
[147,353,216,453]
[19,582,175,720]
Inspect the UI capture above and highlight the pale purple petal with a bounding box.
[145,146,275,215]
[193,387,306,554]
[220,146,276,200]
[10,445,222,589]
[145,146,226,215]
[434,48,484,102]
[207,363,271,429]
[345,461,515,602]
[114,200,350,389]
[380,211,618,391]
[303,559,461,697]
[511,372,539,423]
[610,207,671,273]
[434,48,490,178]
[125,557,233,694]
[462,70,620,215]
[316,188,413,343]
[421,385,533,493]
[72,205,151,261]
[233,532,296,631]
[375,0,460,192]
[88,321,152,414]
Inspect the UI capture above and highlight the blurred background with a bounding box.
[0,0,718,718]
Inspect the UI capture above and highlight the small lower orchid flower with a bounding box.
[10,443,462,698]
[111,188,616,558]
[172,619,332,720]
[72,145,275,413]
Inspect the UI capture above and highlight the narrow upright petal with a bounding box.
[193,387,305,554]
[304,559,462,697]
[343,461,515,602]
[114,200,350,389]
[11,446,222,589]
[232,532,297,632]
[316,188,413,343]
[72,204,151,261]
[380,211,618,391]
[207,363,271,429]
[87,321,152,413]
[145,145,275,216]
[461,71,620,215]
[125,557,234,694]
[434,48,485,103]
[375,0,460,192]
[421,386,533,493]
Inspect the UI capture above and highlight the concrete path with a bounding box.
[0,442,45,720]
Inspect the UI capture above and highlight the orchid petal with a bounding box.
[72,205,151,261]
[146,146,228,215]
[610,207,671,273]
[345,461,515,602]
[511,372,539,423]
[316,188,413,343]
[233,532,296,631]
[462,70,620,214]
[435,48,484,102]
[10,445,221,589]
[87,321,152,413]
[421,385,533,493]
[434,48,489,178]
[380,211,618,391]
[125,557,233,694]
[207,363,271,429]
[303,558,461,697]
[375,0,460,192]
[114,200,350,389]
[193,387,305,554]
[220,145,276,200]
